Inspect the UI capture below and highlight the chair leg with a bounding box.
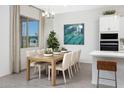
[74,64,77,73]
[77,62,80,72]
[48,67,51,80]
[57,70,59,75]
[115,72,117,88]
[33,65,37,74]
[97,70,99,88]
[75,63,79,72]
[62,70,66,84]
[45,64,48,75]
[68,68,71,79]
[38,65,41,79]
[70,66,73,77]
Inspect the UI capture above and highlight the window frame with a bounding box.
[20,15,39,48]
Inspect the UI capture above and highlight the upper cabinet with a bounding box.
[119,17,124,38]
[99,15,120,32]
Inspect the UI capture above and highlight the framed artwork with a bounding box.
[64,23,84,45]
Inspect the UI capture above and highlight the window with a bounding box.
[20,16,39,48]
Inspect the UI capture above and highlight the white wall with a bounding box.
[53,6,124,63]
[54,9,100,63]
[0,6,11,77]
[44,18,54,48]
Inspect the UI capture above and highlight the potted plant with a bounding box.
[47,31,60,50]
[43,48,53,57]
[103,10,116,15]
[53,48,61,55]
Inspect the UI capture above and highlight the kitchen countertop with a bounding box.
[90,51,124,58]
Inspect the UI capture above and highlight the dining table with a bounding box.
[26,53,64,86]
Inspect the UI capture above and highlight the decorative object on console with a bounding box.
[103,10,116,15]
[64,23,84,45]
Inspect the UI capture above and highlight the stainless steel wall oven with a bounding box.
[100,33,118,51]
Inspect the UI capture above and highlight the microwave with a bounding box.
[100,33,118,39]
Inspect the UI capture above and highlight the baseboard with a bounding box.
[0,71,11,78]
[79,59,92,64]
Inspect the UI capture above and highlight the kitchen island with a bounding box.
[90,51,124,87]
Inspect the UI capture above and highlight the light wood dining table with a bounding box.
[26,54,63,86]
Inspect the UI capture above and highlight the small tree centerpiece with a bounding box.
[47,31,60,50]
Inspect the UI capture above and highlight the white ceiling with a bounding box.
[34,5,105,14]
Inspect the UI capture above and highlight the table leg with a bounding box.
[51,61,56,86]
[26,59,30,81]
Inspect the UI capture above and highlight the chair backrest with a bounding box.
[72,49,81,64]
[97,61,117,71]
[36,49,45,54]
[26,50,36,57]
[76,49,81,63]
[71,51,77,65]
[62,52,72,70]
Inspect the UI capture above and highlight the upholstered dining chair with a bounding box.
[48,52,72,84]
[70,50,81,77]
[26,49,47,79]
[26,50,36,67]
[75,49,81,72]
[36,49,45,55]
[70,51,77,77]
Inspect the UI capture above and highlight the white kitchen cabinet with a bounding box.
[100,15,120,32]
[119,17,124,38]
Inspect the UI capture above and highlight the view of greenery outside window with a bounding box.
[20,16,39,48]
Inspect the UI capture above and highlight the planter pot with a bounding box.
[53,52,61,55]
[43,54,53,57]
[61,51,67,53]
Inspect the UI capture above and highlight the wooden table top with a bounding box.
[27,54,64,63]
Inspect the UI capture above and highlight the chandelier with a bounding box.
[42,10,55,19]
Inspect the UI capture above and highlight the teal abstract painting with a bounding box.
[64,23,84,45]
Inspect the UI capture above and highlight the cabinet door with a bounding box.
[100,17,109,32]
[119,17,124,38]
[109,16,119,31]
[100,15,119,32]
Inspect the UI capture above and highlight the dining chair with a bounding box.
[36,49,49,78]
[36,49,45,54]
[48,52,72,84]
[26,50,36,67]
[75,49,81,72]
[26,49,47,79]
[70,50,81,76]
[70,51,77,77]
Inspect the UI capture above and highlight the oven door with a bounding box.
[100,41,118,51]
[100,45,118,51]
